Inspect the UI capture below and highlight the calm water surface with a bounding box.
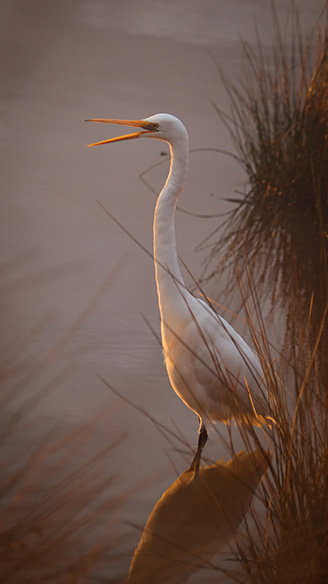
[1,0,324,579]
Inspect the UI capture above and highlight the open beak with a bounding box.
[85,118,158,147]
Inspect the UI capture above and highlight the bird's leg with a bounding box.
[189,422,208,476]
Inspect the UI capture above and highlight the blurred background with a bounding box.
[1,1,325,581]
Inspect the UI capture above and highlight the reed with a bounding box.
[201,3,328,576]
[0,403,128,583]
[220,263,328,584]
[201,3,328,382]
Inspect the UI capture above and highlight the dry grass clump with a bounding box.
[231,309,328,584]
[206,5,328,569]
[202,4,328,377]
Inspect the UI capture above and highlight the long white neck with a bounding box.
[153,136,190,323]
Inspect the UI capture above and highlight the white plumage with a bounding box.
[87,113,271,470]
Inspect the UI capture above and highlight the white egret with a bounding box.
[86,114,271,471]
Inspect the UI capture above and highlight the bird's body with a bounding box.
[162,299,267,426]
[87,113,270,468]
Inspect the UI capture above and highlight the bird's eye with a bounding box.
[143,121,160,132]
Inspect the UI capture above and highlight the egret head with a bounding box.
[86,113,188,147]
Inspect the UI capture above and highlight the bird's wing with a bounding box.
[184,304,268,422]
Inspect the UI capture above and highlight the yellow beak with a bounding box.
[85,118,158,147]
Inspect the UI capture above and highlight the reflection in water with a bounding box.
[127,449,271,583]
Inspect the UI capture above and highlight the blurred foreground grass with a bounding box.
[0,404,129,583]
